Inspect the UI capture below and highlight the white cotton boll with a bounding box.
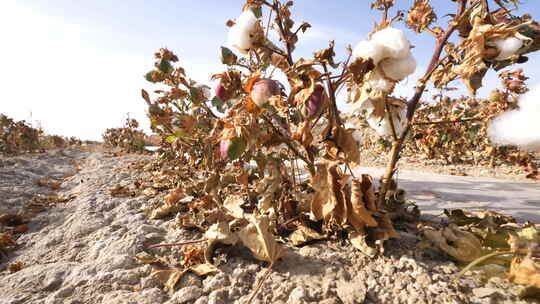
[366,106,407,137]
[380,53,417,81]
[492,37,523,61]
[367,69,394,92]
[227,25,252,54]
[488,84,540,151]
[236,9,257,28]
[352,40,388,65]
[227,10,258,54]
[371,27,411,59]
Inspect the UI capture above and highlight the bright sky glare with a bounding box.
[1,0,540,140]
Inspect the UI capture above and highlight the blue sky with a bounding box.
[1,0,540,140]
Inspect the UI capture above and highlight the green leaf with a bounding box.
[220,47,238,65]
[228,137,247,161]
[252,7,262,18]
[158,59,173,73]
[189,87,203,105]
[166,135,177,143]
[175,130,192,139]
[145,71,156,83]
[211,96,226,113]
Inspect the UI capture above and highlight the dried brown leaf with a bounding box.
[237,215,285,263]
[150,269,187,291]
[223,195,245,219]
[289,225,326,246]
[423,225,484,262]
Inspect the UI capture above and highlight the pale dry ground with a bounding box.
[0,148,539,304]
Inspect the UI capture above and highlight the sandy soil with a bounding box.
[0,148,538,304]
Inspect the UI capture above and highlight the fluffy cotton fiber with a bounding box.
[380,54,417,81]
[352,27,416,82]
[492,37,523,61]
[227,10,258,54]
[361,101,407,137]
[488,83,540,151]
[352,40,388,65]
[371,27,411,60]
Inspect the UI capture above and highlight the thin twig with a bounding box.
[385,102,399,142]
[261,115,315,176]
[246,262,275,304]
[457,251,512,278]
[265,8,273,39]
[322,63,341,126]
[412,117,484,126]
[148,239,207,249]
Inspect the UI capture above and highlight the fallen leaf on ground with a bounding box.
[423,224,484,262]
[509,256,540,298]
[190,263,219,276]
[238,215,285,263]
[223,195,245,219]
[150,269,188,291]
[289,225,326,246]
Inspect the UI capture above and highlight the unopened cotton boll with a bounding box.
[488,83,540,151]
[250,78,280,107]
[492,37,523,61]
[371,27,411,59]
[352,40,388,65]
[227,10,258,54]
[380,53,417,81]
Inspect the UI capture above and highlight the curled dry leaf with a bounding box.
[205,221,238,246]
[223,194,245,219]
[350,230,378,257]
[190,263,219,276]
[237,215,285,263]
[310,161,348,227]
[255,162,282,213]
[311,163,397,254]
[289,225,326,246]
[505,226,540,297]
[151,269,188,291]
[348,178,378,231]
[149,189,189,219]
[423,224,484,263]
[509,255,540,298]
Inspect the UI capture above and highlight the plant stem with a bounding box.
[148,239,207,249]
[457,251,512,278]
[412,117,484,126]
[322,63,342,126]
[246,262,274,304]
[378,0,467,205]
[261,114,315,176]
[270,0,294,65]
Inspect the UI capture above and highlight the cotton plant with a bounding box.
[137,1,540,301]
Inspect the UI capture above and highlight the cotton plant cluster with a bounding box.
[227,9,259,54]
[488,83,540,151]
[350,27,416,136]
